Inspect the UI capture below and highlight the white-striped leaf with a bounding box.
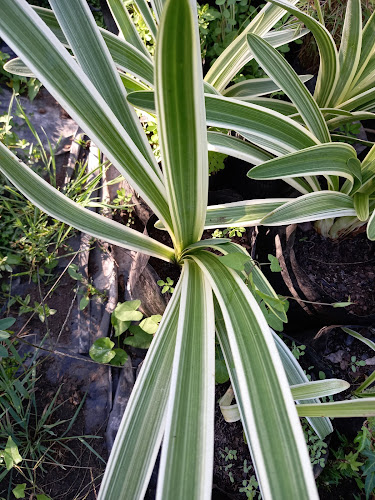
[127,91,319,155]
[0,0,173,232]
[338,87,375,112]
[247,34,330,142]
[0,142,174,262]
[219,379,349,422]
[223,74,313,99]
[106,0,150,58]
[207,131,273,166]
[297,399,375,417]
[261,191,356,226]
[33,6,155,87]
[269,0,339,107]
[248,143,360,193]
[353,192,370,221]
[204,199,289,228]
[349,9,375,94]
[134,0,158,38]
[240,96,298,115]
[156,260,215,499]
[155,0,207,253]
[204,0,301,91]
[49,0,159,176]
[329,0,362,106]
[155,199,288,232]
[191,251,318,499]
[271,331,333,439]
[98,280,181,500]
[327,111,375,130]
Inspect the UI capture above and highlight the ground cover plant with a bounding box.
[1,1,375,499]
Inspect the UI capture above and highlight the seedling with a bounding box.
[157,277,175,294]
[350,356,366,373]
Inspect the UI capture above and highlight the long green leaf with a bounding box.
[327,111,375,130]
[247,33,330,142]
[204,0,301,91]
[157,260,214,499]
[269,0,339,107]
[223,74,313,99]
[98,280,182,500]
[204,199,289,228]
[134,0,158,38]
[106,0,150,58]
[49,0,159,176]
[219,380,349,422]
[297,399,375,417]
[0,142,174,262]
[347,9,375,96]
[248,143,360,192]
[342,327,375,352]
[33,6,154,87]
[291,380,350,400]
[127,91,319,155]
[329,0,362,106]
[191,251,318,499]
[261,191,356,226]
[155,0,207,253]
[0,0,173,232]
[240,97,298,116]
[156,199,289,231]
[338,87,375,112]
[207,131,273,165]
[368,208,375,240]
[272,332,333,439]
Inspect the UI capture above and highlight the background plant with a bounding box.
[1,2,375,500]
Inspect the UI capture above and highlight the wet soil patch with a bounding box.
[294,227,375,316]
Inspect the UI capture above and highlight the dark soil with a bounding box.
[294,226,375,316]
[0,357,106,500]
[213,384,257,499]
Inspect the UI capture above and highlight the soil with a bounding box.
[213,384,257,499]
[0,356,106,500]
[293,226,375,316]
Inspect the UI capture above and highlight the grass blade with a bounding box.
[247,33,330,142]
[0,142,174,262]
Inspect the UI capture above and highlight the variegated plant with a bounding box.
[1,1,375,499]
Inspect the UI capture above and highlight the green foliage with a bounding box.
[267,254,282,272]
[0,50,41,101]
[212,226,246,238]
[68,263,107,310]
[320,419,375,498]
[90,301,163,364]
[157,277,175,294]
[208,150,227,175]
[302,419,328,467]
[350,356,367,373]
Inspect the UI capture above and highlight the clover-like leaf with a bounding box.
[124,325,153,349]
[13,484,26,499]
[0,317,16,330]
[89,337,115,364]
[268,254,282,272]
[110,348,128,367]
[113,300,143,322]
[139,315,162,334]
[219,253,250,272]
